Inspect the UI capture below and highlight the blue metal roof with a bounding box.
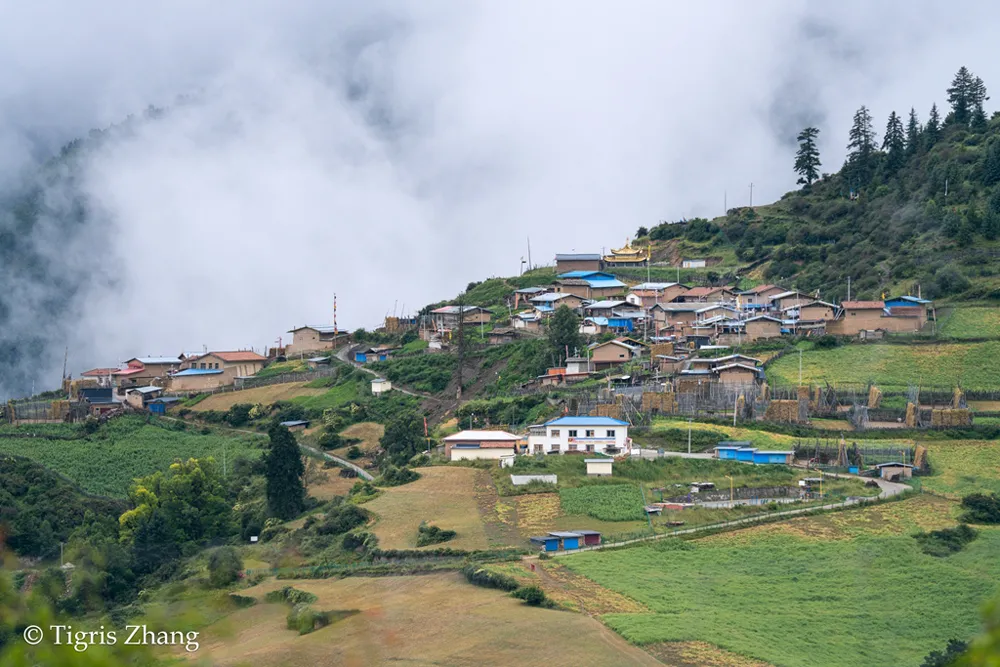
[585,278,626,288]
[280,420,310,427]
[558,271,616,280]
[544,416,628,426]
[172,368,223,376]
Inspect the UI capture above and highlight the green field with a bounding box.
[922,440,1000,498]
[0,417,263,497]
[559,485,646,521]
[566,522,1000,667]
[939,306,1000,339]
[767,341,1000,389]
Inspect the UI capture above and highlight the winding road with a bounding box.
[335,344,439,401]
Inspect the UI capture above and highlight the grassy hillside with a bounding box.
[566,497,1000,667]
[766,340,1000,389]
[0,416,262,496]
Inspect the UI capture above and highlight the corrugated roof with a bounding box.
[128,386,163,394]
[585,300,627,309]
[740,284,781,295]
[134,357,181,365]
[544,416,628,426]
[515,286,548,294]
[557,271,615,279]
[444,430,521,441]
[684,286,731,297]
[81,368,119,376]
[555,254,601,261]
[530,293,572,302]
[172,368,224,376]
[842,300,885,309]
[585,278,626,288]
[209,351,267,362]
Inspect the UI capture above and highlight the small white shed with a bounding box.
[371,378,392,396]
[585,458,614,476]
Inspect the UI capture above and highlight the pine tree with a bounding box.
[925,103,942,147]
[971,76,989,129]
[794,126,821,185]
[264,424,306,520]
[983,141,1000,186]
[882,111,906,175]
[845,105,877,186]
[905,108,921,156]
[947,66,975,126]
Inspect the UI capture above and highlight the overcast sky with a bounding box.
[2,1,999,394]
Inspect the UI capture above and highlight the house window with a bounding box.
[534,444,543,454]
[214,363,219,369]
[606,429,616,437]
[551,429,560,437]
[568,444,578,451]
[585,430,595,437]
[586,444,594,452]
[199,363,206,369]
[568,430,578,437]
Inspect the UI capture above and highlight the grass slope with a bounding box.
[766,341,1000,389]
[0,417,262,497]
[364,467,491,550]
[939,306,1000,339]
[199,573,662,667]
[921,440,1000,497]
[190,382,326,411]
[566,500,1000,667]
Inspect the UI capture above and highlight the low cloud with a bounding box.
[1,1,1000,397]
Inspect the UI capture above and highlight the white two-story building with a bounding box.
[527,416,630,455]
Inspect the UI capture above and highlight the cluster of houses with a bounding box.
[75,350,269,414]
[514,267,932,344]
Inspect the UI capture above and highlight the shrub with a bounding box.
[224,404,253,427]
[229,594,257,608]
[315,504,368,536]
[813,335,840,349]
[377,465,420,487]
[960,493,1000,523]
[265,586,318,605]
[207,546,243,588]
[511,585,552,607]
[461,565,520,592]
[318,430,343,450]
[913,524,978,557]
[415,522,457,547]
[346,446,362,460]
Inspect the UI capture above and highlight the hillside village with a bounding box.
[6,64,1000,667]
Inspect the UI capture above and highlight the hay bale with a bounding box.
[797,385,811,401]
[952,387,965,409]
[905,402,917,428]
[867,385,882,409]
[764,399,801,423]
[913,445,927,469]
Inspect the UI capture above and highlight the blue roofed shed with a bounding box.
[530,536,560,552]
[715,446,740,460]
[549,531,582,550]
[735,447,757,462]
[751,450,794,465]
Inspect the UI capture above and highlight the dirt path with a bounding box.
[335,345,442,402]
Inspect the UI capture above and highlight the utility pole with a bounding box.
[526,237,532,271]
[687,418,693,454]
[749,182,754,208]
[456,292,465,400]
[62,347,68,381]
[799,348,803,386]
[847,276,851,302]
[724,190,727,214]
[60,542,64,567]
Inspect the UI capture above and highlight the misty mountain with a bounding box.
[647,89,1000,303]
